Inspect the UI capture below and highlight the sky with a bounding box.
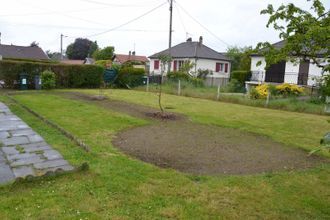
[0,0,329,57]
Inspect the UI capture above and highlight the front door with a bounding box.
[298,60,309,85]
[265,61,286,83]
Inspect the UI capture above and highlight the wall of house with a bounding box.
[250,56,266,81]
[250,56,326,86]
[284,61,299,84]
[149,58,230,78]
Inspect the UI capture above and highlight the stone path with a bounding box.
[0,102,73,185]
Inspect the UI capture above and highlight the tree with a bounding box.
[178,60,195,76]
[158,54,172,113]
[66,38,98,60]
[45,50,62,60]
[256,0,330,72]
[30,41,39,47]
[226,46,253,71]
[93,46,115,60]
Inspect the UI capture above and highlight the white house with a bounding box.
[247,40,327,90]
[149,37,231,81]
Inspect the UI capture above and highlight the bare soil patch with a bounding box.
[61,91,328,175]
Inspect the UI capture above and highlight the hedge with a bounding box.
[0,60,104,89]
[115,67,145,88]
[230,70,251,85]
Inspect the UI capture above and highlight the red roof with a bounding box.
[114,54,149,64]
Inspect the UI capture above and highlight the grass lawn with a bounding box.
[135,83,326,115]
[0,90,329,219]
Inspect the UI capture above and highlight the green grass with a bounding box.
[79,89,330,156]
[135,82,326,115]
[0,91,329,219]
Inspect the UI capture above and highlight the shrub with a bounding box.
[167,71,190,81]
[0,60,104,89]
[320,74,330,99]
[95,60,111,68]
[223,79,246,93]
[230,70,251,85]
[276,83,304,97]
[41,70,56,89]
[116,67,145,87]
[188,77,204,87]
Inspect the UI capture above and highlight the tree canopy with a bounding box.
[226,46,253,71]
[257,0,330,72]
[93,46,115,60]
[66,38,98,60]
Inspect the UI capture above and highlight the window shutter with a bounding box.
[154,60,159,70]
[215,63,220,72]
[224,63,228,73]
[173,60,177,71]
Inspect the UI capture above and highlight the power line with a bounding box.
[15,0,107,27]
[85,1,168,38]
[174,1,187,38]
[80,0,161,8]
[0,7,108,17]
[175,1,229,47]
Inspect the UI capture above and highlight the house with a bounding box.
[247,40,327,90]
[0,44,49,60]
[149,36,231,82]
[60,58,95,65]
[112,52,149,70]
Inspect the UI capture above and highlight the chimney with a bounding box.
[186,37,192,42]
[129,51,131,56]
[199,36,203,45]
[132,51,136,56]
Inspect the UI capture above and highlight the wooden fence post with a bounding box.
[217,83,221,100]
[178,79,181,96]
[265,89,270,107]
[146,76,149,92]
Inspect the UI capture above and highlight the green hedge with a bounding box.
[0,60,104,89]
[230,70,251,85]
[116,67,145,87]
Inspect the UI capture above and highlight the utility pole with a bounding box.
[167,0,173,73]
[0,32,2,45]
[60,34,67,60]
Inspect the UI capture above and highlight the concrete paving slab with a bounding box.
[0,101,74,185]
[0,163,15,184]
[12,166,35,178]
[2,136,30,146]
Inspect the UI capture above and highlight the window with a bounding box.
[178,60,184,70]
[224,63,228,73]
[154,60,159,70]
[216,63,224,72]
[173,60,178,71]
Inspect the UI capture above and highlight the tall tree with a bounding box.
[226,46,253,71]
[93,46,115,60]
[256,0,330,72]
[66,38,98,60]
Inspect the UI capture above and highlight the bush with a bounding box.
[223,79,246,93]
[167,71,190,81]
[41,70,56,89]
[250,83,304,99]
[275,83,304,97]
[320,74,330,99]
[116,67,145,87]
[0,60,104,89]
[230,70,251,85]
[95,60,111,68]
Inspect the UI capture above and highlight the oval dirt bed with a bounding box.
[113,121,327,175]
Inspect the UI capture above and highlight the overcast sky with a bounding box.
[0,0,329,57]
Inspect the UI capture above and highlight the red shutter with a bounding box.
[154,60,159,70]
[224,63,228,73]
[215,63,220,72]
[173,60,177,71]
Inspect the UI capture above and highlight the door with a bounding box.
[298,61,309,85]
[265,61,286,83]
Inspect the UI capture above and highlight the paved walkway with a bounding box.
[0,102,73,185]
